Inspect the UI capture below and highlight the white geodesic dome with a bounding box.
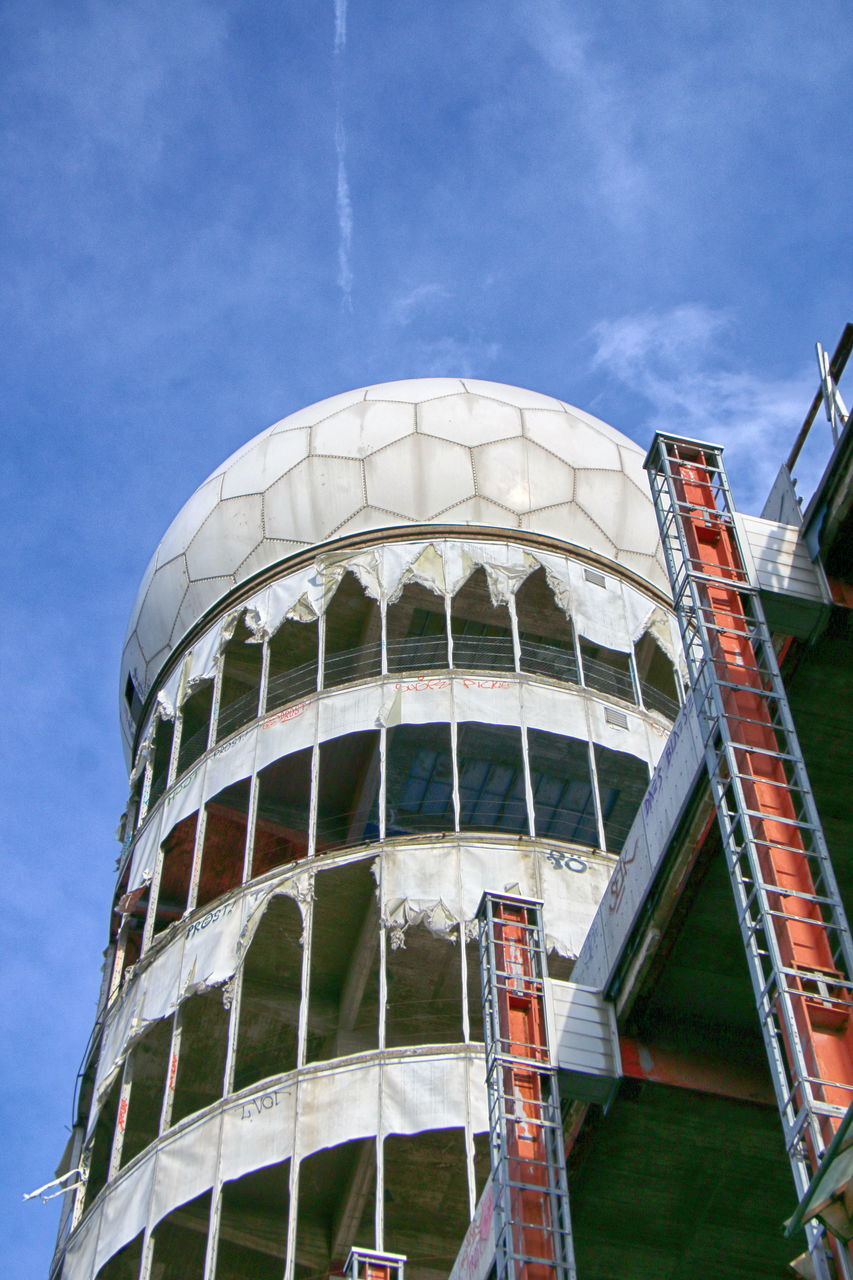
[121,378,665,709]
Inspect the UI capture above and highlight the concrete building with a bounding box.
[51,347,853,1280]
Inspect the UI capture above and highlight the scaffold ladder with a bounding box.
[477,893,576,1280]
[645,433,853,1278]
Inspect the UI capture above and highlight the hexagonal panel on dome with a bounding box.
[364,434,475,520]
[473,437,574,513]
[264,455,365,542]
[433,496,522,527]
[136,555,190,660]
[235,539,306,585]
[523,409,622,471]
[463,380,566,412]
[418,393,520,447]
[220,429,310,499]
[311,399,416,458]
[154,474,224,568]
[185,494,264,580]
[574,470,660,560]
[326,505,409,539]
[267,387,367,434]
[171,575,235,648]
[364,378,466,403]
[521,502,618,561]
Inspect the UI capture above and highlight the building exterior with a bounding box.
[51,345,853,1280]
[52,379,686,1280]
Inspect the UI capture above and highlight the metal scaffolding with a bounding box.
[645,432,853,1279]
[477,893,575,1280]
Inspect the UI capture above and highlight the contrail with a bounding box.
[333,0,352,309]
[335,108,353,310]
[334,0,347,55]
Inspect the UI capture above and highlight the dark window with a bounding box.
[386,723,454,836]
[579,638,636,704]
[316,731,380,852]
[267,618,318,713]
[216,616,263,742]
[528,729,597,846]
[594,744,649,853]
[451,568,514,672]
[457,723,528,834]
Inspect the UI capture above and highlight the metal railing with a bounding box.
[162,635,680,798]
[639,680,680,720]
[386,634,448,672]
[519,637,579,684]
[266,659,319,711]
[580,655,635,704]
[452,633,515,672]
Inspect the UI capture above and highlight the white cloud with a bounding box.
[592,304,818,511]
[390,282,450,326]
[516,0,650,231]
[409,334,500,378]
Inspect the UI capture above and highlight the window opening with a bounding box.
[215,1159,291,1280]
[94,1231,143,1280]
[383,1129,470,1277]
[324,571,381,690]
[171,991,229,1126]
[217,616,264,743]
[177,681,213,777]
[456,723,528,835]
[124,673,143,724]
[528,729,598,847]
[267,617,318,713]
[148,1189,212,1280]
[386,584,448,673]
[151,814,197,938]
[451,568,514,672]
[197,779,251,910]
[120,1018,172,1168]
[316,731,381,852]
[83,1076,120,1211]
[295,1140,376,1280]
[148,715,175,809]
[579,638,636,704]
[385,723,454,837]
[593,744,650,854]
[234,895,303,1092]
[306,861,380,1064]
[515,567,579,684]
[253,749,312,876]
[386,923,463,1048]
[634,631,680,720]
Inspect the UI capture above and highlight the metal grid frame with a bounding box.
[645,432,853,1278]
[477,892,576,1280]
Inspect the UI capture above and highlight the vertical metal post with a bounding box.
[477,892,576,1280]
[645,432,853,1278]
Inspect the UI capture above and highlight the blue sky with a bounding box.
[1,1,850,1273]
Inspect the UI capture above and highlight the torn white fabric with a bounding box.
[66,1050,488,1280]
[379,840,612,959]
[90,879,308,1134]
[129,671,660,897]
[184,624,222,696]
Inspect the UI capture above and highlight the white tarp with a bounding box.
[131,536,671,750]
[90,879,309,1132]
[65,1049,487,1280]
[125,673,661,895]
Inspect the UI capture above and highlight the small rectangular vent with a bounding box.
[584,568,607,588]
[605,707,629,729]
